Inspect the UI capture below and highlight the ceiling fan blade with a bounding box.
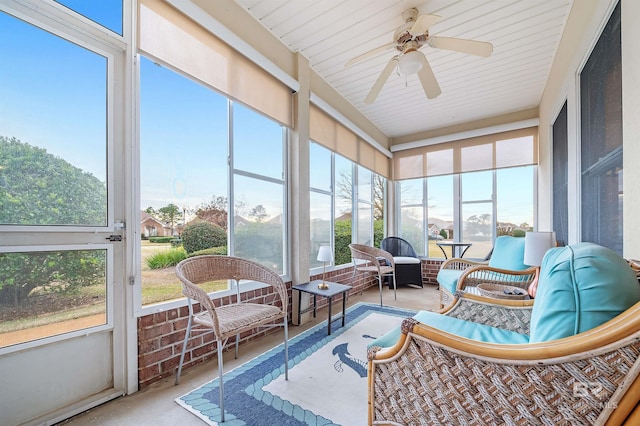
[417,53,441,99]
[428,36,493,57]
[364,57,398,104]
[410,14,441,36]
[345,42,396,68]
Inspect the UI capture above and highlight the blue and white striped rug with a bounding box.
[175,302,417,425]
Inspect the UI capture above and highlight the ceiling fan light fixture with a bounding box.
[398,50,423,75]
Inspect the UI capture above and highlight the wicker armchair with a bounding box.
[437,236,537,308]
[368,243,640,425]
[349,243,397,306]
[368,298,640,425]
[174,255,289,423]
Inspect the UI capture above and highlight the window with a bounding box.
[139,56,288,306]
[232,103,287,273]
[310,143,333,269]
[397,166,534,259]
[0,9,112,346]
[553,102,568,246]
[310,144,385,267]
[580,2,622,254]
[0,11,108,227]
[334,154,354,266]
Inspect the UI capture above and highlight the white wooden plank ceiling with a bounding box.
[233,0,572,140]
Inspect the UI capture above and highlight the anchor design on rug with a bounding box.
[332,334,376,378]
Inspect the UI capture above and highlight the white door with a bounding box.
[0,2,128,424]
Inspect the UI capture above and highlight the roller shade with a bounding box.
[139,0,292,127]
[392,127,538,180]
[309,104,390,178]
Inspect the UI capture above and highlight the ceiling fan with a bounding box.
[345,8,493,104]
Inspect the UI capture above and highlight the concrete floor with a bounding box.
[59,284,440,425]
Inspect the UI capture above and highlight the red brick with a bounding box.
[160,330,184,347]
[167,308,179,321]
[138,315,154,328]
[139,347,173,366]
[138,364,159,382]
[153,311,168,324]
[139,323,173,341]
[138,337,160,353]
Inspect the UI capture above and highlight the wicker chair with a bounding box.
[349,243,396,306]
[437,236,537,308]
[368,243,640,425]
[174,255,289,423]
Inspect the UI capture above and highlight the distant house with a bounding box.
[427,223,440,239]
[140,211,171,237]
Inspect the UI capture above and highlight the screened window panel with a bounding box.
[427,175,454,258]
[580,2,622,254]
[310,191,332,269]
[334,155,353,266]
[233,175,285,273]
[309,142,332,192]
[553,102,568,246]
[0,10,107,227]
[461,143,493,173]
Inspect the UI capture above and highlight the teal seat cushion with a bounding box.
[529,243,640,343]
[369,310,529,349]
[488,236,527,270]
[436,269,463,294]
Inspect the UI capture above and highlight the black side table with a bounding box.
[292,280,351,335]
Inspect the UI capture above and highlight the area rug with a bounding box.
[175,302,417,425]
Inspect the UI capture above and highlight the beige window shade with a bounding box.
[309,104,390,178]
[393,127,538,180]
[139,0,292,127]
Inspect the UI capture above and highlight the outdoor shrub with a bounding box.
[149,236,174,244]
[145,248,187,269]
[181,222,227,254]
[188,246,228,257]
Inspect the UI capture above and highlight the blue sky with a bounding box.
[0,10,107,181]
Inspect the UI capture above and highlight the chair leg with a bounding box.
[234,334,239,359]
[175,314,193,385]
[377,275,383,306]
[217,339,225,423]
[283,317,289,380]
[392,273,397,300]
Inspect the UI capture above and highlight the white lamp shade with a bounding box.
[398,50,423,75]
[524,231,556,267]
[317,246,333,263]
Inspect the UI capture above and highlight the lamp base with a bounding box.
[317,281,329,290]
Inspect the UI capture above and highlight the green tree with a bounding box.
[249,204,268,222]
[0,137,108,306]
[196,195,228,229]
[157,203,182,235]
[0,136,106,225]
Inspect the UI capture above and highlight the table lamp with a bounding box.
[317,246,333,290]
[524,231,556,297]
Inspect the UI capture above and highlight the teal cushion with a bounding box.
[488,236,527,270]
[369,310,529,349]
[436,269,463,294]
[529,243,640,343]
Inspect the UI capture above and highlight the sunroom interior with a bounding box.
[1,0,640,425]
